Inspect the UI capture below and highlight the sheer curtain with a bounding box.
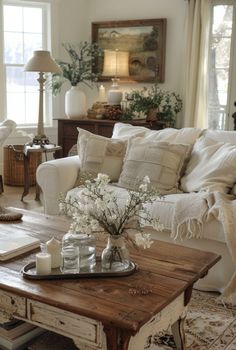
[182,0,211,128]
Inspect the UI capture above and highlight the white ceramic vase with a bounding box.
[65,85,87,119]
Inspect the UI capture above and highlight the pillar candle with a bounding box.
[46,237,61,268]
[99,85,106,102]
[36,252,51,275]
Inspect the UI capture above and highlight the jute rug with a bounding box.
[28,290,236,350]
[146,290,236,350]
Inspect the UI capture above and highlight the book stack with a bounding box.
[0,320,45,350]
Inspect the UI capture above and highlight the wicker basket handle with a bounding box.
[7,145,24,161]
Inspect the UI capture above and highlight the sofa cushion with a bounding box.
[112,122,148,139]
[77,128,127,182]
[118,137,190,193]
[181,136,236,193]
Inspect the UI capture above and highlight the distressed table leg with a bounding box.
[103,326,131,350]
[171,316,186,350]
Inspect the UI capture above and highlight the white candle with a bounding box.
[36,252,51,275]
[99,85,106,102]
[46,237,61,268]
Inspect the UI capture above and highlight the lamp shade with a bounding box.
[24,50,61,73]
[102,50,129,77]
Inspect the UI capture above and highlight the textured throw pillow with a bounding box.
[77,128,127,182]
[181,136,236,193]
[112,122,148,139]
[118,137,190,194]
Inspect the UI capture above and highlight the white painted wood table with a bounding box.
[0,209,220,350]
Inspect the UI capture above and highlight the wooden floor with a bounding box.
[0,184,43,211]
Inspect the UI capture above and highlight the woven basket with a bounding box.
[3,145,41,186]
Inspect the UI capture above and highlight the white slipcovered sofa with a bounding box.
[37,122,236,297]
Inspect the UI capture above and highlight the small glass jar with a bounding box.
[62,232,96,270]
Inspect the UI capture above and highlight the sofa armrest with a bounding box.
[36,155,80,215]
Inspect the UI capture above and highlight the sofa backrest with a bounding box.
[112,123,202,145]
[202,129,236,145]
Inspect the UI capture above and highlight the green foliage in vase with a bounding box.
[51,42,102,96]
[127,84,183,127]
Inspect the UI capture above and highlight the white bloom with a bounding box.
[91,220,99,230]
[152,220,164,232]
[81,188,90,196]
[96,173,110,186]
[59,202,65,212]
[134,233,153,249]
[139,183,147,192]
[143,176,150,184]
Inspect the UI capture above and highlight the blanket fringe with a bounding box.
[171,218,204,241]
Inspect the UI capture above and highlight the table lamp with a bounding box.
[24,50,61,146]
[102,49,129,105]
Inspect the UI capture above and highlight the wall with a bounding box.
[54,0,89,117]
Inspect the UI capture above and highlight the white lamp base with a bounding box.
[107,79,123,105]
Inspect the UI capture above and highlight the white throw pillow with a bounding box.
[77,128,127,182]
[118,137,190,194]
[181,136,236,193]
[144,127,202,144]
[112,122,148,139]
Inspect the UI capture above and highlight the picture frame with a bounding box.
[92,18,167,83]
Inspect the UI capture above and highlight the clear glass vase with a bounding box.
[101,236,130,272]
[62,232,96,271]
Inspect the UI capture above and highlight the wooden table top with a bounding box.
[0,208,221,333]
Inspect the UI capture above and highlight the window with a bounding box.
[2,0,51,126]
[208,3,234,129]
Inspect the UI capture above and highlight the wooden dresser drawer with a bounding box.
[0,290,26,318]
[27,300,103,347]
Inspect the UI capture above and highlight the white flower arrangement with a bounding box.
[59,173,163,250]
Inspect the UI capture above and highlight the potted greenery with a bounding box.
[51,42,102,119]
[126,84,183,127]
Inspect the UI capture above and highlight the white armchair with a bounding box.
[36,155,81,215]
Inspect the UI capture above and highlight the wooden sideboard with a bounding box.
[55,118,166,157]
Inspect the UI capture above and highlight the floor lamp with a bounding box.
[102,50,129,106]
[24,50,61,146]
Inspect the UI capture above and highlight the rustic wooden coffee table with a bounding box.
[0,209,220,350]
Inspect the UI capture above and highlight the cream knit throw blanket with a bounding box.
[170,191,236,305]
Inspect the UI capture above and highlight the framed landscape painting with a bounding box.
[92,18,167,83]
